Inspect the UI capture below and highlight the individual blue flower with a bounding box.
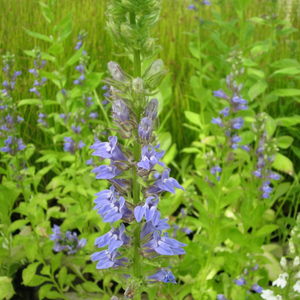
[145,98,158,120]
[75,65,85,74]
[142,230,186,256]
[17,116,24,123]
[78,141,85,149]
[91,165,121,180]
[94,186,119,209]
[220,107,230,117]
[251,283,263,293]
[253,168,262,178]
[269,171,280,180]
[188,3,197,10]
[213,89,229,99]
[95,196,126,223]
[90,249,128,270]
[29,68,39,78]
[71,124,81,134]
[134,196,159,222]
[217,295,227,300]
[90,136,127,162]
[146,169,184,195]
[137,145,165,170]
[49,225,62,241]
[112,100,131,123]
[140,211,170,240]
[138,117,153,141]
[172,224,180,238]
[231,117,244,129]
[75,33,83,50]
[211,117,224,127]
[147,267,177,284]
[202,0,211,4]
[30,87,41,97]
[33,77,47,86]
[241,144,251,152]
[94,223,130,253]
[86,158,94,165]
[234,277,247,286]
[73,74,85,85]
[210,164,222,181]
[181,227,192,235]
[89,112,99,119]
[64,137,76,154]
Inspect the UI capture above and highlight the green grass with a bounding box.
[0,0,300,168]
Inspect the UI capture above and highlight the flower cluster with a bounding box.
[49,225,87,255]
[90,60,186,293]
[252,113,281,199]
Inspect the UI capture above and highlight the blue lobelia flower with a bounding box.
[146,169,184,195]
[142,230,186,256]
[29,87,41,97]
[147,267,177,284]
[134,195,159,222]
[37,113,47,126]
[241,144,251,152]
[112,100,131,123]
[220,107,230,117]
[49,225,62,241]
[188,3,197,10]
[137,145,165,170]
[231,117,244,129]
[211,117,224,127]
[95,196,127,223]
[64,137,76,154]
[71,124,81,134]
[90,136,127,162]
[217,295,227,300]
[234,277,247,286]
[138,117,153,141]
[140,211,170,240]
[91,165,122,180]
[90,249,128,270]
[213,89,229,99]
[251,283,263,293]
[210,164,222,181]
[29,68,39,78]
[94,186,119,209]
[202,0,211,4]
[94,223,130,253]
[145,98,158,120]
[89,112,99,119]
[269,171,280,180]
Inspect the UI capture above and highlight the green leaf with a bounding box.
[276,116,300,127]
[273,153,294,176]
[247,68,265,80]
[270,59,300,69]
[228,228,248,247]
[85,72,104,90]
[277,136,293,149]
[18,99,41,107]
[54,13,72,33]
[271,67,300,77]
[25,241,39,262]
[23,28,53,43]
[64,45,85,68]
[248,80,268,101]
[184,111,202,127]
[26,275,49,287]
[82,281,103,293]
[24,50,55,62]
[8,220,29,233]
[58,266,67,288]
[22,262,41,285]
[256,225,278,237]
[50,252,62,273]
[57,15,73,42]
[270,89,300,97]
[47,43,64,55]
[266,115,277,136]
[0,277,14,300]
[273,183,291,201]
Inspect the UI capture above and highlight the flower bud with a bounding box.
[132,77,144,92]
[280,257,287,270]
[294,256,300,267]
[107,61,131,83]
[145,98,158,120]
[142,59,164,79]
[120,23,139,40]
[138,117,153,141]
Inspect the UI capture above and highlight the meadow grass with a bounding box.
[0,0,299,167]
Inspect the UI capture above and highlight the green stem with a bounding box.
[130,11,142,300]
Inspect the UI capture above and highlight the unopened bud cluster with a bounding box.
[106,0,162,60]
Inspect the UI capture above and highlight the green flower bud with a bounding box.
[132,77,144,92]
[142,59,163,79]
[106,20,123,46]
[120,23,140,40]
[108,61,131,83]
